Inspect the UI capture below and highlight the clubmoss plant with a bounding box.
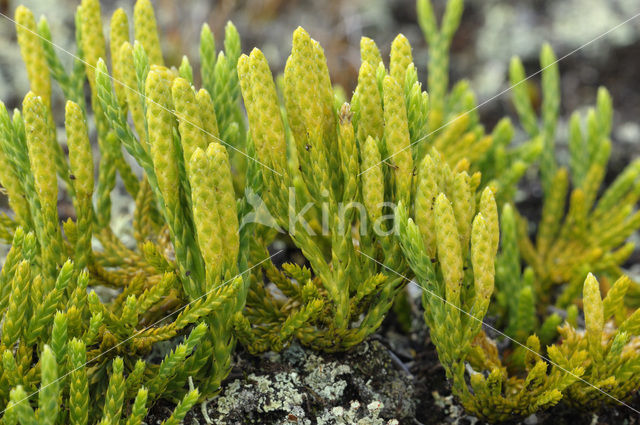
[234,0,544,353]
[553,274,640,408]
[415,0,542,202]
[0,0,248,419]
[395,154,578,421]
[509,50,640,308]
[235,32,407,352]
[0,230,204,424]
[394,158,640,421]
[390,2,640,421]
[494,203,563,348]
[0,0,640,423]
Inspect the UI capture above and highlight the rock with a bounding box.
[184,340,415,424]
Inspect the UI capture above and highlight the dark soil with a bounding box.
[142,301,640,425]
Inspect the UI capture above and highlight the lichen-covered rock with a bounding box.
[185,340,415,424]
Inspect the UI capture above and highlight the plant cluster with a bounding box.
[0,0,638,423]
[0,0,246,422]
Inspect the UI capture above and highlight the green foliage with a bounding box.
[510,52,640,308]
[0,0,247,422]
[235,1,541,352]
[200,20,246,193]
[0,243,213,424]
[0,0,639,423]
[236,32,407,352]
[554,274,640,408]
[395,169,582,422]
[494,203,563,348]
[416,0,541,201]
[395,1,640,421]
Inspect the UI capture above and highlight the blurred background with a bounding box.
[1,0,639,152]
[1,0,640,210]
